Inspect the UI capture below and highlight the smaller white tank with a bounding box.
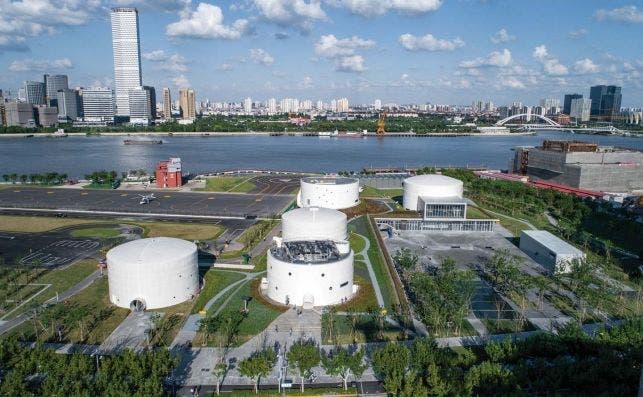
[403,174,464,211]
[282,207,347,241]
[297,176,359,209]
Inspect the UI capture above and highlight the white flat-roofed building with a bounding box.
[106,237,198,310]
[297,176,360,209]
[519,230,585,273]
[403,174,464,212]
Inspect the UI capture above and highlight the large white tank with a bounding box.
[282,207,347,241]
[106,237,199,310]
[266,240,354,307]
[297,176,360,209]
[403,174,464,211]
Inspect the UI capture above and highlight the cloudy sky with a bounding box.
[1,0,642,106]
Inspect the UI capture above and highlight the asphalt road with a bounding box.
[249,174,303,195]
[0,187,294,218]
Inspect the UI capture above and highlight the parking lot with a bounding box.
[0,187,294,218]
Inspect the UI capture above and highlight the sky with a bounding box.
[1,0,642,106]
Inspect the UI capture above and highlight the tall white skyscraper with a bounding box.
[267,98,277,114]
[244,97,252,114]
[111,7,142,117]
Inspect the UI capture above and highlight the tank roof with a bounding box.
[302,176,358,185]
[283,206,347,223]
[107,237,196,263]
[270,240,349,264]
[404,174,462,187]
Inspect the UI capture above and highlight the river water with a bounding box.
[1,131,641,178]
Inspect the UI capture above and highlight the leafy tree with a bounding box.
[212,360,228,395]
[238,347,276,394]
[372,342,410,396]
[287,339,320,393]
[321,346,367,390]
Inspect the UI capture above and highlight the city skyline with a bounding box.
[0,1,642,106]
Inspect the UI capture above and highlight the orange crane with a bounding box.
[376,112,386,135]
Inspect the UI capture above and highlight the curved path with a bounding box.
[354,234,385,308]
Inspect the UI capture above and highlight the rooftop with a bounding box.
[404,174,463,187]
[107,237,196,263]
[270,240,349,264]
[302,176,358,185]
[521,230,584,256]
[419,195,468,204]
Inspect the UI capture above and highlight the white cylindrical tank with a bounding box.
[282,207,347,241]
[297,176,359,209]
[403,174,464,211]
[267,243,354,307]
[106,237,198,310]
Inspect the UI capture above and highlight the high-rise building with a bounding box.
[330,99,337,112]
[5,102,36,127]
[179,88,196,120]
[81,88,115,123]
[24,81,46,105]
[570,98,592,122]
[244,97,252,114]
[111,7,142,117]
[35,105,58,127]
[336,98,349,112]
[280,98,299,113]
[56,89,80,121]
[589,85,622,121]
[129,86,155,125]
[162,88,172,120]
[44,74,68,107]
[563,94,582,115]
[267,98,277,114]
[374,99,382,110]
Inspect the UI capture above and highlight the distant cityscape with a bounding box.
[0,7,641,130]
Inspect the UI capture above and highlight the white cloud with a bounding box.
[143,50,188,72]
[253,0,326,31]
[216,63,234,71]
[490,28,515,44]
[574,58,599,74]
[594,5,643,23]
[314,34,374,72]
[568,28,588,39]
[298,76,314,89]
[9,58,73,72]
[327,0,442,17]
[399,33,464,51]
[113,0,191,12]
[532,44,568,76]
[459,49,512,68]
[500,76,525,89]
[166,3,248,39]
[172,74,190,88]
[249,48,274,65]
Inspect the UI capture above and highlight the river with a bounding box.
[1,131,641,178]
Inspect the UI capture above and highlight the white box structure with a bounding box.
[519,230,585,273]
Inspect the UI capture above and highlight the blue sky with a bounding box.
[1,0,642,106]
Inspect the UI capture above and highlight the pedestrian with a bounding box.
[289,328,292,336]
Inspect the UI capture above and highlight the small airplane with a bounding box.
[138,193,156,205]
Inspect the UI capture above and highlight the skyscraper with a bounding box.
[129,86,155,125]
[57,88,80,121]
[244,97,252,114]
[570,98,591,122]
[111,7,142,118]
[44,74,68,107]
[24,81,46,105]
[162,88,172,120]
[589,85,622,121]
[81,88,115,124]
[563,94,582,115]
[179,88,196,120]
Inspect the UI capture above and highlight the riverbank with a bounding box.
[0,130,537,138]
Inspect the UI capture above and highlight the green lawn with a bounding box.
[349,231,366,253]
[466,206,491,220]
[333,276,379,312]
[359,186,403,198]
[191,270,246,314]
[3,259,98,319]
[70,227,121,239]
[200,176,256,193]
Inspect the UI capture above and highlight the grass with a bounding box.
[348,232,366,253]
[149,299,194,346]
[199,176,256,193]
[135,221,223,241]
[197,278,285,346]
[466,206,491,220]
[3,259,98,319]
[322,311,405,345]
[333,276,379,312]
[70,227,121,238]
[484,210,533,237]
[0,215,96,232]
[359,186,403,199]
[11,276,129,344]
[191,270,246,314]
[481,318,537,334]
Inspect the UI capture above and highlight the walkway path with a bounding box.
[355,234,385,308]
[99,312,156,353]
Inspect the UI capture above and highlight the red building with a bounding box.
[155,158,182,188]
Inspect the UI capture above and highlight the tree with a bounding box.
[212,360,228,396]
[372,342,409,396]
[287,339,320,393]
[393,248,419,272]
[321,346,366,391]
[238,348,276,394]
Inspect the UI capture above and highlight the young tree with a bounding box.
[287,339,320,393]
[238,348,276,394]
[212,360,228,395]
[372,342,410,396]
[321,346,366,391]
